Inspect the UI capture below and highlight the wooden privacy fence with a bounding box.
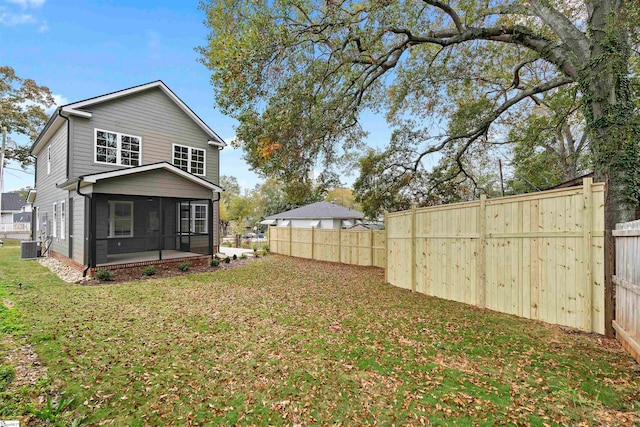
[269,226,386,268]
[613,219,640,363]
[387,179,605,334]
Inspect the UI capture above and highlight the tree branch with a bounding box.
[421,0,464,33]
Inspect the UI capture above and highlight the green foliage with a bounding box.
[141,266,156,277]
[199,0,639,220]
[240,253,248,259]
[27,395,75,427]
[0,365,15,392]
[210,258,220,267]
[95,269,114,281]
[224,256,231,264]
[1,66,55,168]
[177,261,190,272]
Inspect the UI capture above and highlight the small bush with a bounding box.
[240,253,248,259]
[264,246,270,253]
[210,258,220,267]
[141,265,156,276]
[95,269,114,281]
[221,241,232,247]
[177,261,190,272]
[232,254,238,260]
[224,256,231,264]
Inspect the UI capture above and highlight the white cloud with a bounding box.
[0,10,36,25]
[37,19,47,32]
[6,0,46,9]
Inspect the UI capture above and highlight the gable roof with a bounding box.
[31,80,226,155]
[58,162,224,193]
[264,201,364,220]
[1,193,28,212]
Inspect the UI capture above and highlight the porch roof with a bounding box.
[59,162,224,195]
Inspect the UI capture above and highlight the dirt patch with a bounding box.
[3,338,48,390]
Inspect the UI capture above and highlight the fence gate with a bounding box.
[612,219,640,363]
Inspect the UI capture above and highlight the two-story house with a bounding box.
[28,81,225,275]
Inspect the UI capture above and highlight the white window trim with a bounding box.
[178,203,208,234]
[52,202,57,238]
[60,200,66,240]
[172,143,206,176]
[47,146,51,175]
[108,201,134,238]
[94,128,143,167]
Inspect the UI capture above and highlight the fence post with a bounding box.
[583,178,594,332]
[476,195,487,308]
[411,205,416,292]
[337,226,342,263]
[384,213,389,283]
[289,223,292,256]
[311,226,315,260]
[370,227,374,266]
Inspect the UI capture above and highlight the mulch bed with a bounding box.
[90,255,259,285]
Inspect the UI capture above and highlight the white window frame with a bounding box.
[94,128,142,167]
[178,203,208,234]
[60,200,66,240]
[107,201,134,238]
[47,146,51,175]
[172,143,206,176]
[52,202,57,238]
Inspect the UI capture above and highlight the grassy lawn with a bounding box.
[1,241,639,426]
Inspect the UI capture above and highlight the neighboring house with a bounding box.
[1,192,30,230]
[29,81,225,273]
[261,201,364,229]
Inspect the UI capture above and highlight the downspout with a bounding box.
[76,178,92,277]
[59,111,70,180]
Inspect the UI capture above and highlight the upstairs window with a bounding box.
[95,129,141,166]
[172,144,205,176]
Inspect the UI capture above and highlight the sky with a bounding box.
[1,0,393,193]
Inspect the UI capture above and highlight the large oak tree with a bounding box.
[199,0,639,228]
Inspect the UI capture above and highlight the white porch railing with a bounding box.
[0,223,31,232]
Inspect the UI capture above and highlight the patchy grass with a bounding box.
[1,242,639,425]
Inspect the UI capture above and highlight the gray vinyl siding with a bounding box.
[32,123,74,257]
[70,87,220,186]
[71,194,85,265]
[91,169,215,199]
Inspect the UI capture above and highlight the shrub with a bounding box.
[95,269,114,281]
[177,261,190,272]
[232,254,238,260]
[210,258,220,267]
[240,253,248,259]
[141,266,156,276]
[224,256,231,264]
[264,246,270,253]
[221,241,232,247]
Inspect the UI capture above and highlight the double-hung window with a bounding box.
[95,129,141,166]
[108,201,134,237]
[52,203,57,238]
[172,144,205,176]
[179,203,208,234]
[60,200,66,240]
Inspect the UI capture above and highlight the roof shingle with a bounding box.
[264,201,364,220]
[1,193,28,212]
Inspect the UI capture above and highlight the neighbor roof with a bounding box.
[1,193,28,212]
[264,201,364,220]
[31,80,226,156]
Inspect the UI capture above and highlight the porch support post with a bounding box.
[188,200,192,252]
[208,198,214,256]
[90,195,97,268]
[159,197,163,261]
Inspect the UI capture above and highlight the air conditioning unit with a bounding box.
[20,241,40,260]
